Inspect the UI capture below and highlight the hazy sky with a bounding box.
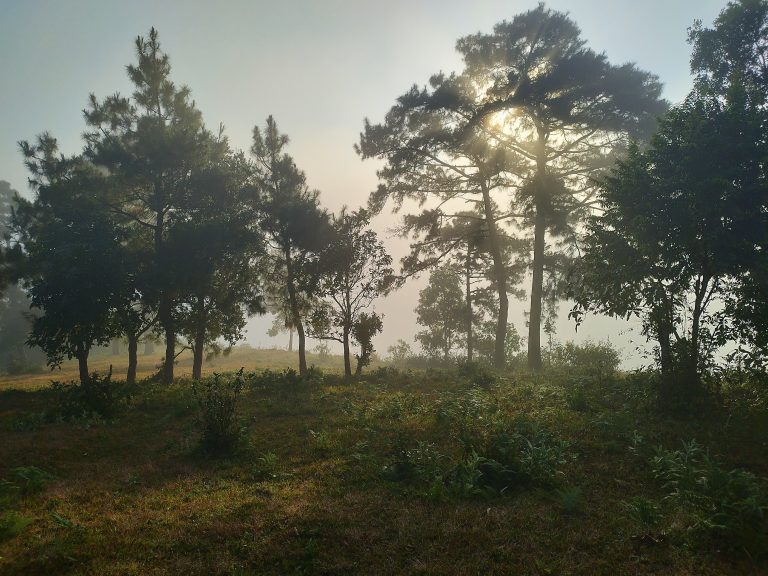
[0,0,728,362]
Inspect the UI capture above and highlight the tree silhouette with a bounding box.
[454,5,667,370]
[84,28,219,384]
[251,116,331,376]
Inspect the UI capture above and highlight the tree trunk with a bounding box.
[288,328,294,352]
[127,333,138,386]
[480,180,508,370]
[284,247,307,375]
[144,339,154,356]
[162,317,175,384]
[343,327,352,379]
[112,339,121,356]
[76,345,90,386]
[192,298,206,381]
[528,127,548,372]
[466,245,473,363]
[528,208,546,371]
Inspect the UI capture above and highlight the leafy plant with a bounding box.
[192,369,246,454]
[555,486,585,515]
[651,440,768,556]
[0,510,33,542]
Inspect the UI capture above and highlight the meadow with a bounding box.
[0,351,766,575]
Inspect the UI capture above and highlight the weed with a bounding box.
[13,466,56,494]
[555,486,585,515]
[0,510,33,542]
[651,440,768,556]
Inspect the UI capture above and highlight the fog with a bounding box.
[0,0,726,365]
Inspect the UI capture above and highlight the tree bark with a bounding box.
[288,328,294,352]
[127,333,138,386]
[192,297,206,381]
[343,326,352,378]
[528,208,546,371]
[528,126,548,371]
[76,345,90,386]
[479,179,508,370]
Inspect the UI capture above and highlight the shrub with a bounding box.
[651,440,768,556]
[192,368,246,454]
[0,511,33,542]
[13,466,55,494]
[457,361,497,389]
[49,370,124,420]
[545,340,620,383]
[555,486,586,515]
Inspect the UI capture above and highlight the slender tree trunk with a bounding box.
[191,297,206,381]
[127,333,138,386]
[143,339,154,356]
[288,328,294,352]
[112,339,121,356]
[76,344,90,386]
[465,246,473,363]
[284,247,307,375]
[528,127,548,371]
[479,180,508,370]
[528,209,546,371]
[154,206,175,385]
[162,319,175,384]
[343,327,352,378]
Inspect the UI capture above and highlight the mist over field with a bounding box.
[1,2,767,574]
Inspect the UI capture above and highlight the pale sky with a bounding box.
[0,0,728,363]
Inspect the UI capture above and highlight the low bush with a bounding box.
[48,370,125,420]
[192,368,246,454]
[651,440,768,556]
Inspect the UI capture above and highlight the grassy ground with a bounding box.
[0,362,766,575]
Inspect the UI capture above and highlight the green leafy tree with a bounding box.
[251,116,331,376]
[174,150,265,380]
[352,311,383,376]
[571,90,764,408]
[415,267,466,362]
[84,28,218,384]
[12,136,129,384]
[689,0,768,366]
[310,208,393,378]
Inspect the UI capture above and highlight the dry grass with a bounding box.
[0,365,765,575]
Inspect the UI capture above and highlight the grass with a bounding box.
[0,362,766,575]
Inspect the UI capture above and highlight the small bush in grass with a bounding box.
[0,510,33,542]
[13,466,55,494]
[383,441,445,484]
[623,496,663,530]
[49,370,125,420]
[555,486,586,515]
[457,361,497,389]
[192,368,245,454]
[651,440,768,556]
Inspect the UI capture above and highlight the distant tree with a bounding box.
[310,208,393,378]
[571,91,764,408]
[434,6,664,370]
[13,136,128,384]
[352,311,383,376]
[358,74,522,369]
[173,149,265,380]
[251,116,331,376]
[415,267,466,362]
[387,339,413,364]
[84,28,217,384]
